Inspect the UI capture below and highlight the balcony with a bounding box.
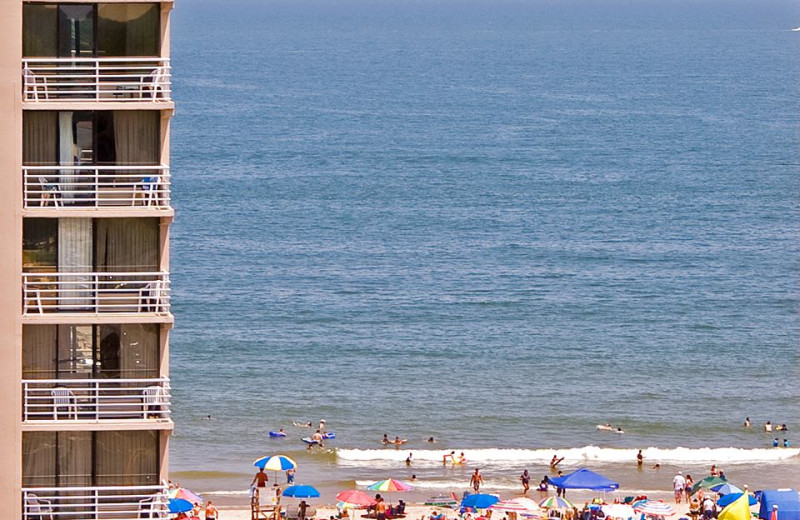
[23,165,171,212]
[23,57,171,104]
[23,272,170,317]
[23,378,170,424]
[23,485,169,520]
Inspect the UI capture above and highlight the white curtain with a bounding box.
[59,111,76,202]
[58,218,93,309]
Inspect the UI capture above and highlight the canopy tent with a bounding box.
[548,468,620,492]
[757,490,800,520]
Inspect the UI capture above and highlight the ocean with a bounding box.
[166,0,800,505]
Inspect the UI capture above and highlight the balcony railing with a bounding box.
[22,57,171,102]
[23,378,170,423]
[23,272,171,315]
[23,165,171,209]
[23,485,169,520]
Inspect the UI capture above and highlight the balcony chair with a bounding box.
[23,66,49,101]
[142,385,167,419]
[52,387,78,420]
[139,66,169,100]
[132,176,161,207]
[138,495,160,519]
[138,280,165,312]
[25,493,54,520]
[38,176,62,207]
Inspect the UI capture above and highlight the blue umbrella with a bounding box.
[717,493,756,508]
[711,483,743,496]
[283,485,321,498]
[168,498,194,514]
[462,494,500,509]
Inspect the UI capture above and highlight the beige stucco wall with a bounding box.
[0,0,24,517]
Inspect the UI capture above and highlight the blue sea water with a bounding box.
[167,0,800,501]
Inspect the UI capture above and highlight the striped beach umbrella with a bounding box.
[168,487,203,504]
[538,497,575,510]
[366,478,413,492]
[633,500,676,517]
[253,454,297,471]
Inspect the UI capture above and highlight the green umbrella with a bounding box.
[691,476,727,495]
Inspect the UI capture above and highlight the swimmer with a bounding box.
[637,450,643,467]
[653,464,661,470]
[393,436,407,445]
[204,414,213,420]
[406,453,412,466]
[744,417,751,428]
[615,427,625,434]
[293,421,313,428]
[457,452,467,464]
[410,474,417,482]
[382,434,390,445]
[443,451,455,464]
[319,419,327,430]
[311,430,324,447]
[427,437,436,443]
[550,455,564,470]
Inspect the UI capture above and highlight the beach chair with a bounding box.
[52,387,78,420]
[139,280,165,312]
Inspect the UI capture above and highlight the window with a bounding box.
[23,431,159,487]
[23,324,160,380]
[23,3,160,57]
[23,111,159,167]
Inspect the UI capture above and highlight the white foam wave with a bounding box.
[338,446,800,465]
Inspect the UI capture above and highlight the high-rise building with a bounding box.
[1,1,175,517]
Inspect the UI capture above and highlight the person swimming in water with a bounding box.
[550,455,564,469]
[382,434,390,445]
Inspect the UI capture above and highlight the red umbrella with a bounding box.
[337,490,377,507]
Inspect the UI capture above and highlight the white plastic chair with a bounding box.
[51,387,78,420]
[138,280,165,312]
[132,176,161,207]
[26,493,54,520]
[140,66,169,100]
[23,66,49,101]
[38,176,61,207]
[142,385,165,418]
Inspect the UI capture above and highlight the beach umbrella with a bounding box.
[633,500,676,517]
[168,487,203,504]
[336,490,377,507]
[283,485,321,499]
[602,504,635,519]
[539,497,575,510]
[168,498,193,514]
[718,491,752,520]
[717,493,757,508]
[462,494,500,509]
[692,476,728,495]
[366,479,413,492]
[254,454,298,471]
[711,484,743,496]
[491,497,541,514]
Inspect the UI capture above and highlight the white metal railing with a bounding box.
[23,165,171,209]
[23,484,169,520]
[23,378,170,423]
[22,57,171,102]
[22,272,170,315]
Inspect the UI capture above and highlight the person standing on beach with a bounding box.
[299,500,309,520]
[672,472,686,503]
[637,450,643,468]
[520,470,531,494]
[204,501,218,520]
[251,468,269,488]
[470,468,483,492]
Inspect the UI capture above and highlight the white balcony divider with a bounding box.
[22,378,171,423]
[22,272,170,315]
[23,165,171,209]
[22,484,169,520]
[22,57,171,102]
